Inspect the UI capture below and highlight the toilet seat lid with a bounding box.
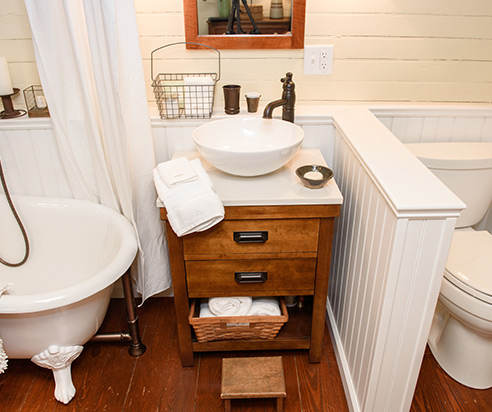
[405,142,492,170]
[445,230,492,303]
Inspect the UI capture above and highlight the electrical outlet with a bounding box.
[304,45,333,75]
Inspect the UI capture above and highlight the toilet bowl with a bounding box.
[428,229,492,389]
[405,142,492,389]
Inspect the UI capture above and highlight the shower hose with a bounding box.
[0,159,29,267]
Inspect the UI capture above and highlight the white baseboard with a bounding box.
[326,299,361,412]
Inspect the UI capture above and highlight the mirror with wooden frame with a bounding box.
[184,0,306,49]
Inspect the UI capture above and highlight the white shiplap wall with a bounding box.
[1,0,492,114]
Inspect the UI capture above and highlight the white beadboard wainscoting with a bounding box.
[0,113,336,196]
[329,108,465,412]
[373,107,492,144]
[0,118,71,198]
[0,105,491,412]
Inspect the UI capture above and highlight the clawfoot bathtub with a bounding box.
[0,196,138,404]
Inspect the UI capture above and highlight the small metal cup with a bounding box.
[223,84,241,115]
[245,92,261,113]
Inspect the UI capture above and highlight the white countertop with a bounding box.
[172,149,343,207]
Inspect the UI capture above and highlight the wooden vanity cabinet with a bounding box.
[162,204,340,367]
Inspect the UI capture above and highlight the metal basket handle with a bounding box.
[150,42,221,82]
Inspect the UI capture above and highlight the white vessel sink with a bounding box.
[192,117,304,177]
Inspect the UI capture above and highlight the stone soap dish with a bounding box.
[295,165,334,189]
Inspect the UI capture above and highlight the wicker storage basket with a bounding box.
[189,299,288,343]
[240,5,264,21]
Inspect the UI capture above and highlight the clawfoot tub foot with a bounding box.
[31,345,83,404]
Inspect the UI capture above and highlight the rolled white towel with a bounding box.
[247,298,281,316]
[208,297,252,317]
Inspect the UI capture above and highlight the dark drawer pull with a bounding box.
[234,271,268,283]
[233,231,268,244]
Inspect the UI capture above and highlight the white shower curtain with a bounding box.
[24,0,172,302]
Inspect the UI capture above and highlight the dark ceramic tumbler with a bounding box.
[223,84,241,115]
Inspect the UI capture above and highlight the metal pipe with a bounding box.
[90,332,131,343]
[89,270,146,357]
[121,269,146,357]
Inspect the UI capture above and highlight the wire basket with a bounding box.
[189,298,288,343]
[151,42,221,119]
[23,85,49,118]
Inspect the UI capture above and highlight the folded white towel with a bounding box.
[248,298,281,316]
[208,297,253,317]
[153,158,224,237]
[199,300,215,318]
[157,157,198,187]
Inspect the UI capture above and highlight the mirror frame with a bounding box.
[183,0,306,49]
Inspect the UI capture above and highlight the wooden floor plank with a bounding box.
[73,300,134,412]
[0,358,39,412]
[194,353,226,412]
[411,351,492,412]
[16,298,129,412]
[2,298,491,412]
[321,326,350,411]
[124,298,198,412]
[296,326,348,412]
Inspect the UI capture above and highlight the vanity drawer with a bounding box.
[183,219,319,257]
[186,258,316,297]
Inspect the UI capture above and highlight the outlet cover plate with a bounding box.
[303,45,333,75]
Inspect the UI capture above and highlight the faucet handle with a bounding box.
[281,72,293,84]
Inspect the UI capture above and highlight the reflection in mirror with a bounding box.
[196,0,292,36]
[184,0,305,50]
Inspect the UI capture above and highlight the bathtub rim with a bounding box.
[0,196,138,314]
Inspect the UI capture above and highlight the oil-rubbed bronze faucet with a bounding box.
[263,72,296,123]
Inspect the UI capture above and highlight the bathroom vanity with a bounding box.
[161,149,342,366]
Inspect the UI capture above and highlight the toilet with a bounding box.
[406,142,492,389]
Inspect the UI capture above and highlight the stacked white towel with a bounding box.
[248,298,281,316]
[183,76,214,117]
[199,300,215,318]
[200,297,281,318]
[0,283,13,374]
[153,157,224,237]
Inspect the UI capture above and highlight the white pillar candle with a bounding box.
[304,171,324,180]
[0,57,14,96]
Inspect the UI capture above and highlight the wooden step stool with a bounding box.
[221,356,286,412]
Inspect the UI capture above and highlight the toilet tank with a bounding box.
[405,142,492,228]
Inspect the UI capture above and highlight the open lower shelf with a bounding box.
[191,299,313,352]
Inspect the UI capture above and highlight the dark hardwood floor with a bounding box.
[0,298,491,411]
